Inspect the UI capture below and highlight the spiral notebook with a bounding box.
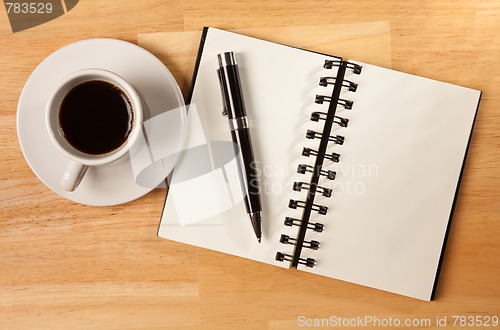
[158,27,481,300]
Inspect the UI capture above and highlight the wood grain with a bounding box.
[1,1,498,329]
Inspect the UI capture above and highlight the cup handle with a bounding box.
[61,161,89,192]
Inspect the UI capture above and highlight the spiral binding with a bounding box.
[275,252,316,268]
[275,59,362,269]
[288,199,328,215]
[315,95,353,109]
[280,234,320,250]
[311,112,349,127]
[323,59,363,74]
[319,77,358,92]
[284,216,324,232]
[297,164,336,180]
[293,182,332,197]
[306,130,344,145]
[302,148,340,162]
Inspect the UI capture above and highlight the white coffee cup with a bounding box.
[46,68,143,192]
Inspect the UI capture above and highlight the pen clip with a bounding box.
[217,68,229,116]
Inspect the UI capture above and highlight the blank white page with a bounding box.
[297,62,480,300]
[159,27,341,267]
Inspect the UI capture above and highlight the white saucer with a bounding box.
[17,38,185,206]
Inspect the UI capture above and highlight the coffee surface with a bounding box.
[59,80,133,155]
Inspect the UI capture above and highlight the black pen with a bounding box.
[217,51,262,243]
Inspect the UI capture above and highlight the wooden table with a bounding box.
[1,1,498,329]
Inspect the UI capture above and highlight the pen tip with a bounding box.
[249,212,262,243]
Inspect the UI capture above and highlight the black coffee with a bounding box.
[59,80,134,155]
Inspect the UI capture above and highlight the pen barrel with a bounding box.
[231,128,262,213]
[218,56,247,120]
[218,51,262,215]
